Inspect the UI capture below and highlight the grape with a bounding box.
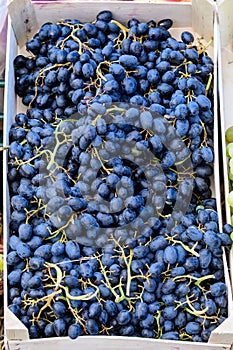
[218,232,232,246]
[68,324,82,339]
[162,331,179,340]
[29,257,45,270]
[65,241,81,260]
[164,246,178,265]
[229,158,233,170]
[161,280,176,295]
[226,126,233,142]
[184,257,199,272]
[163,306,178,320]
[53,318,67,336]
[16,243,31,259]
[52,302,67,318]
[140,314,155,328]
[210,282,227,297]
[117,310,132,325]
[119,55,138,69]
[8,270,22,286]
[34,245,52,260]
[11,195,28,211]
[33,223,51,238]
[184,47,199,61]
[176,284,190,300]
[149,236,168,252]
[186,226,203,241]
[199,249,212,269]
[133,245,149,259]
[27,236,43,251]
[27,275,42,289]
[104,300,118,317]
[228,191,233,208]
[204,299,217,316]
[43,324,55,338]
[181,31,194,44]
[51,241,64,257]
[78,262,93,278]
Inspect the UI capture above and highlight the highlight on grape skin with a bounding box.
[7,9,233,343]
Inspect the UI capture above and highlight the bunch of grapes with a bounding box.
[7,10,233,342]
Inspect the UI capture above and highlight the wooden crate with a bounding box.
[3,0,233,349]
[218,0,233,287]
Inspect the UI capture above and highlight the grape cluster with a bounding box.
[7,10,233,342]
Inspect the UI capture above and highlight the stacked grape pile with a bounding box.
[7,10,233,342]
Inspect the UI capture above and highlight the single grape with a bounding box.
[226,126,233,142]
[227,191,233,207]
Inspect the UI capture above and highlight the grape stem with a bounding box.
[110,20,129,41]
[172,273,215,286]
[198,38,213,55]
[0,146,9,151]
[205,73,213,96]
[166,236,200,257]
[154,311,163,338]
[44,214,76,241]
[29,62,71,108]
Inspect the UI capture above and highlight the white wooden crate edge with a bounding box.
[4,331,233,350]
[217,0,233,289]
[4,0,233,349]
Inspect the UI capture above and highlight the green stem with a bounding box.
[47,136,67,170]
[194,274,215,287]
[198,38,213,55]
[126,249,133,297]
[45,214,75,241]
[166,237,199,257]
[205,73,213,96]
[110,20,129,40]
[98,257,120,300]
[0,146,9,151]
[44,262,63,286]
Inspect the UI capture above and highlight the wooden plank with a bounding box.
[3,20,19,344]
[218,45,233,223]
[218,0,233,288]
[192,0,216,40]
[8,0,38,47]
[5,309,29,341]
[209,312,233,345]
[218,0,233,229]
[7,336,231,350]
[222,248,233,312]
[209,250,233,344]
[213,8,222,225]
[217,0,233,50]
[33,1,192,28]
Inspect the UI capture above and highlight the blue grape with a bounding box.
[186,322,201,335]
[53,318,66,336]
[52,302,67,317]
[68,324,82,339]
[117,310,132,325]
